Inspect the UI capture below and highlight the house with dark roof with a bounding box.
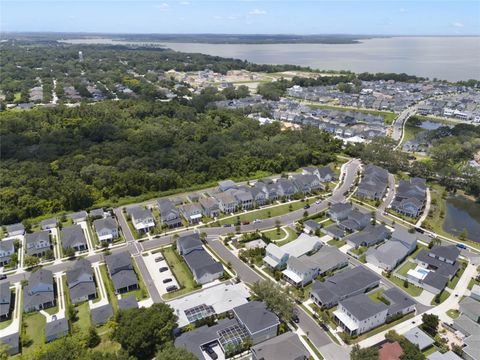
[231,188,254,210]
[291,174,323,194]
[67,259,96,304]
[183,249,224,285]
[251,332,309,360]
[333,293,389,335]
[105,251,138,294]
[157,199,182,228]
[233,301,280,345]
[179,203,203,224]
[93,217,119,243]
[177,234,203,255]
[305,166,337,182]
[250,187,267,206]
[276,178,298,199]
[310,266,380,308]
[356,164,389,200]
[303,219,322,234]
[0,282,11,320]
[45,318,69,342]
[382,288,416,317]
[327,203,353,221]
[0,239,15,267]
[118,295,138,311]
[25,231,52,257]
[128,206,156,232]
[39,218,57,231]
[459,296,480,323]
[199,197,220,218]
[5,223,25,237]
[391,177,427,218]
[213,191,238,214]
[0,332,19,355]
[218,180,237,192]
[345,224,390,249]
[68,211,88,223]
[91,303,113,326]
[61,224,88,252]
[323,224,345,239]
[89,208,105,219]
[24,269,55,312]
[339,209,371,232]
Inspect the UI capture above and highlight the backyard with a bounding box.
[99,265,118,311]
[21,312,46,355]
[389,275,423,297]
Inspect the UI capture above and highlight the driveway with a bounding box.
[143,252,179,298]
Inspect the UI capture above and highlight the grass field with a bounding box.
[396,261,417,277]
[276,228,299,246]
[448,262,466,289]
[99,265,118,311]
[431,290,450,305]
[262,227,288,240]
[327,239,346,248]
[446,309,460,319]
[162,246,197,300]
[367,289,386,303]
[389,276,423,297]
[22,312,46,354]
[74,302,92,332]
[218,201,306,225]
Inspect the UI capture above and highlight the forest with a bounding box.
[0,100,341,224]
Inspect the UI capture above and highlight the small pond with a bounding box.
[419,120,453,130]
[443,195,480,242]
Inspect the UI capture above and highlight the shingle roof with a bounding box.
[233,301,279,334]
[183,249,223,280]
[382,288,416,317]
[61,225,87,249]
[251,332,309,360]
[5,223,25,235]
[67,259,93,284]
[0,282,11,316]
[91,304,113,325]
[429,245,460,263]
[403,327,435,350]
[345,224,390,247]
[45,318,69,339]
[177,233,203,253]
[339,293,388,321]
[118,295,138,310]
[128,206,153,222]
[93,217,117,232]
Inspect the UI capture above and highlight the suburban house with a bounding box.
[25,231,51,258]
[0,239,15,267]
[5,223,25,237]
[452,291,480,360]
[39,218,57,231]
[45,318,69,342]
[89,208,105,219]
[91,303,114,326]
[379,342,404,360]
[61,224,88,252]
[338,209,371,232]
[407,245,460,294]
[327,202,353,221]
[382,288,416,318]
[282,246,348,287]
[231,188,254,210]
[179,203,203,224]
[199,197,220,218]
[345,224,390,249]
[105,251,139,294]
[291,174,323,194]
[0,282,11,320]
[177,234,224,285]
[118,295,138,311]
[213,192,238,214]
[428,351,463,360]
[365,226,417,271]
[175,301,279,359]
[334,293,389,335]
[276,178,298,199]
[253,181,278,202]
[304,166,336,182]
[67,259,97,304]
[391,177,427,218]
[310,266,380,308]
[251,332,309,360]
[323,224,345,239]
[157,199,182,228]
[303,219,322,234]
[404,328,435,351]
[68,211,88,223]
[263,233,322,269]
[93,217,119,243]
[218,180,237,192]
[128,206,156,232]
[24,269,55,312]
[356,164,389,200]
[250,187,267,206]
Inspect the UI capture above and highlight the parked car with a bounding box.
[204,346,218,360]
[456,243,467,250]
[0,275,6,280]
[159,267,168,272]
[163,278,173,284]
[222,224,232,227]
[303,204,310,209]
[155,256,164,262]
[242,221,250,225]
[166,285,178,292]
[252,219,262,224]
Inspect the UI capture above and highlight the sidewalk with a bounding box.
[416,187,431,227]
[89,263,109,309]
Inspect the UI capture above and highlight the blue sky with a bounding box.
[1,0,479,35]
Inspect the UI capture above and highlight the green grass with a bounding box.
[14,92,21,102]
[309,104,397,125]
[276,228,299,246]
[120,261,148,301]
[350,246,367,256]
[99,265,118,312]
[44,304,59,315]
[74,302,91,332]
[86,221,99,248]
[125,217,140,240]
[430,290,450,305]
[218,201,306,225]
[262,227,288,240]
[402,123,425,144]
[410,244,427,259]
[351,312,416,343]
[396,261,417,277]
[0,316,12,330]
[368,289,386,303]
[448,263,466,289]
[422,346,438,357]
[327,239,346,248]
[446,309,460,319]
[389,276,423,297]
[467,278,480,290]
[22,312,46,354]
[162,246,197,300]
[301,335,324,360]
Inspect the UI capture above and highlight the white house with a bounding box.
[128,207,155,233]
[93,217,119,243]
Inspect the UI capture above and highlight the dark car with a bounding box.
[242,221,250,225]
[292,314,300,323]
[159,267,168,272]
[204,347,218,360]
[166,285,178,292]
[163,278,173,284]
[222,224,232,227]
[303,204,310,209]
[0,275,6,280]
[155,256,164,262]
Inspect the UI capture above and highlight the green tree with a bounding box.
[459,228,469,241]
[24,255,40,268]
[85,326,101,348]
[250,281,295,322]
[156,343,197,360]
[350,344,379,360]
[112,303,178,359]
[421,313,439,337]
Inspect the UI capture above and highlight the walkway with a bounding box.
[89,262,109,309]
[416,187,431,227]
[78,221,96,255]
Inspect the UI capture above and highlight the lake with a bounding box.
[419,120,453,130]
[62,37,480,82]
[443,195,480,242]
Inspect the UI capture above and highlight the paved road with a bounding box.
[392,106,417,147]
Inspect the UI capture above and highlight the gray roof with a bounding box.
[5,223,25,235]
[295,246,348,274]
[423,271,449,291]
[311,266,380,306]
[391,225,418,247]
[183,249,224,280]
[61,224,87,249]
[463,335,480,360]
[93,217,117,232]
[318,166,336,179]
[128,206,153,222]
[233,301,279,334]
[67,259,96,300]
[39,218,57,228]
[382,287,416,317]
[25,231,51,254]
[91,304,113,325]
[339,293,388,321]
[345,224,390,248]
[329,202,352,214]
[0,282,11,316]
[323,224,345,238]
[453,314,480,337]
[404,327,435,350]
[45,318,69,340]
[0,332,19,355]
[416,249,459,279]
[251,332,309,360]
[24,269,54,310]
[177,233,203,253]
[67,258,93,284]
[68,211,88,221]
[303,220,321,231]
[118,295,138,310]
[0,239,14,253]
[428,245,460,263]
[427,351,463,360]
[366,240,411,269]
[199,197,219,211]
[459,296,480,320]
[89,208,104,218]
[105,251,138,291]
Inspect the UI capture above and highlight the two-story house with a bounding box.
[25,231,52,258]
[179,203,203,224]
[61,224,88,252]
[199,197,221,218]
[157,199,182,228]
[214,192,238,214]
[0,239,15,267]
[105,251,139,294]
[67,259,97,304]
[24,269,55,312]
[327,203,353,222]
[93,217,119,243]
[233,301,280,345]
[129,206,156,232]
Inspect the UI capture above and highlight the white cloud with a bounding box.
[451,22,464,28]
[249,8,267,16]
[399,7,406,13]
[154,3,169,11]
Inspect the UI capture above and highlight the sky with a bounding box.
[1,0,479,35]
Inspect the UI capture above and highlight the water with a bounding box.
[443,195,480,242]
[419,121,453,130]
[62,37,480,81]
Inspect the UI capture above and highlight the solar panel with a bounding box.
[184,304,215,323]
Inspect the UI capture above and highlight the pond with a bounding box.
[443,195,480,242]
[419,120,453,130]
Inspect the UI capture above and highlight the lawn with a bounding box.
[120,261,148,301]
[0,318,12,330]
[446,309,460,319]
[448,262,466,289]
[22,312,46,354]
[368,289,387,304]
[402,123,425,144]
[422,346,439,357]
[44,304,59,316]
[396,261,417,277]
[99,265,118,311]
[276,228,299,246]
[218,201,306,225]
[162,246,197,300]
[262,227,288,241]
[327,239,346,248]
[125,217,140,240]
[431,290,450,305]
[389,276,423,297]
[309,104,397,125]
[74,302,92,333]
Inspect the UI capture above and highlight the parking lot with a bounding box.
[143,252,180,296]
